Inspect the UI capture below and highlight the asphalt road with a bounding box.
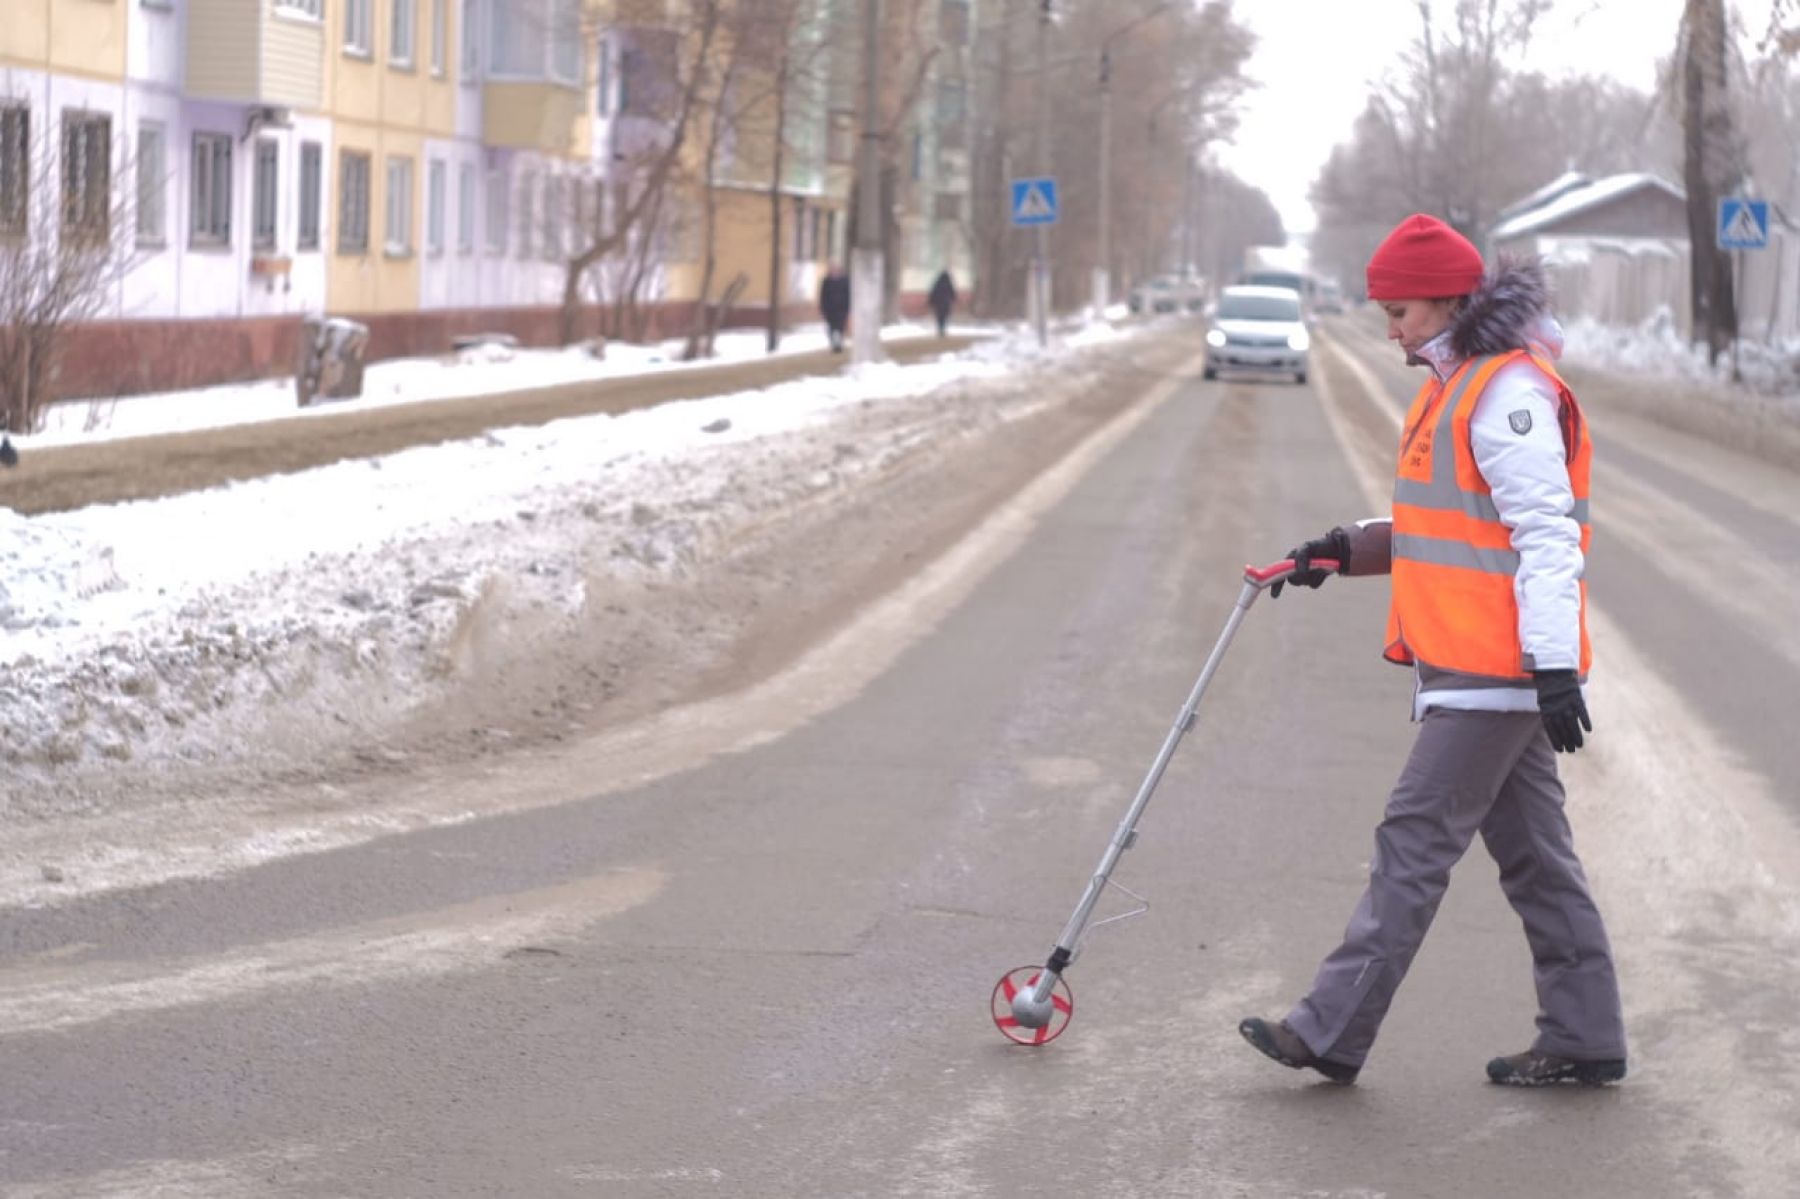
[3,320,1798,1197]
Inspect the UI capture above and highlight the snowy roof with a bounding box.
[1496,170,1591,223]
[1489,173,1686,242]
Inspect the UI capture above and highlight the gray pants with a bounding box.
[1285,708,1626,1068]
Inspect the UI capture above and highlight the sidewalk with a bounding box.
[1,324,984,516]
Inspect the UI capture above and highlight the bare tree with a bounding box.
[555,2,724,347]
[1307,0,1686,294]
[1678,0,1743,363]
[968,0,1257,317]
[0,104,139,433]
[745,0,834,352]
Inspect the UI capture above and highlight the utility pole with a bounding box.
[1094,45,1112,319]
[1030,0,1051,346]
[1093,4,1169,319]
[852,0,884,365]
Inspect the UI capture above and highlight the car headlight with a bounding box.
[1287,329,1311,352]
[1206,329,1227,348]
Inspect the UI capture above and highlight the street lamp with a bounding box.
[1094,2,1172,317]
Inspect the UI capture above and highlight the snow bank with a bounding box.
[0,321,1141,806]
[1562,307,1800,403]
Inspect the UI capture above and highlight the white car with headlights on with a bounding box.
[1203,285,1310,384]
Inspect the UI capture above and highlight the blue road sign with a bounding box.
[1010,177,1059,227]
[1717,197,1770,250]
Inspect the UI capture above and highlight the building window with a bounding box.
[391,0,417,66]
[0,105,28,238]
[485,167,507,253]
[62,111,111,243]
[460,0,479,82]
[275,0,324,18]
[298,141,322,250]
[252,138,279,251]
[618,30,677,117]
[910,129,923,181]
[492,0,542,75]
[827,110,854,166]
[934,191,962,222]
[385,155,414,254]
[596,34,610,114]
[941,0,970,46]
[936,80,966,150]
[427,157,446,254]
[338,149,371,252]
[190,131,232,246]
[344,0,372,53]
[517,169,535,258]
[550,0,580,82]
[791,197,807,262]
[543,174,562,259]
[431,0,446,74]
[457,162,476,253]
[135,123,165,246]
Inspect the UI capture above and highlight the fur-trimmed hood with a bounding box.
[1415,255,1563,377]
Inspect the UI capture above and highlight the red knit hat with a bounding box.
[1365,214,1484,300]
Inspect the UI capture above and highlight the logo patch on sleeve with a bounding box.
[1508,410,1533,435]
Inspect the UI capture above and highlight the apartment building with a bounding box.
[1,0,974,401]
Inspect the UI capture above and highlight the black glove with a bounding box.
[0,436,15,468]
[1533,669,1591,753]
[1271,527,1352,598]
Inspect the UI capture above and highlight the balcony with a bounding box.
[483,82,584,155]
[185,0,324,110]
[482,0,586,154]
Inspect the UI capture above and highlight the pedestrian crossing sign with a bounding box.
[1717,197,1770,250]
[1010,177,1059,227]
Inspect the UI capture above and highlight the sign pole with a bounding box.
[1732,247,1742,384]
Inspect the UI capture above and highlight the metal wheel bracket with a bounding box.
[1086,876,1149,934]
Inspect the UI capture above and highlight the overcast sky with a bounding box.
[1215,0,1730,236]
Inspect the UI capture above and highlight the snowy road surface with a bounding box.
[3,316,1799,1196]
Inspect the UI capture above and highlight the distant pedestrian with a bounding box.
[928,269,958,337]
[820,265,851,353]
[1239,213,1626,1089]
[0,435,16,468]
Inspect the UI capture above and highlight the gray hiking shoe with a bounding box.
[1238,1017,1360,1084]
[1486,1050,1626,1087]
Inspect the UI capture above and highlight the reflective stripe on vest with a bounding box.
[1382,349,1593,682]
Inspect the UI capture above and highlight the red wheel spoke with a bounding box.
[991,965,1074,1046]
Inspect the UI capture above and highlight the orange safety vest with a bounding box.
[1383,349,1592,682]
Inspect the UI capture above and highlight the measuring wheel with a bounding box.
[990,966,1074,1046]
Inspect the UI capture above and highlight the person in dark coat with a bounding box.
[819,265,851,352]
[928,269,958,337]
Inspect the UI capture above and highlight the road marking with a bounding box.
[0,867,664,1036]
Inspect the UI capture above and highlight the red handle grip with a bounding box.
[1243,558,1341,585]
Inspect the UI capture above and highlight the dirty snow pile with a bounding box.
[0,321,1133,805]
